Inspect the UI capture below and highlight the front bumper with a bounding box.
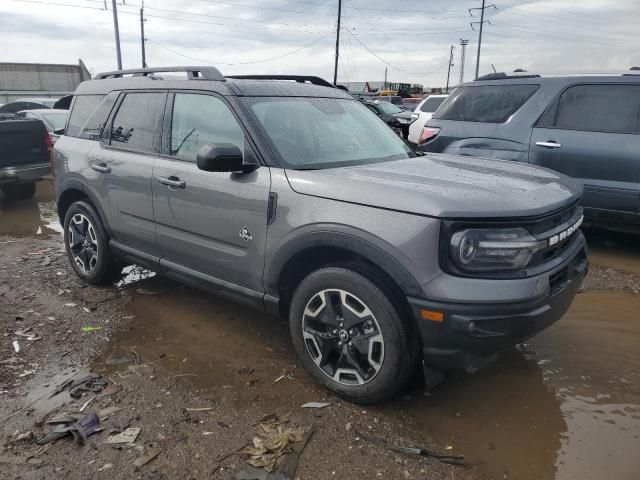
[0,163,50,184]
[409,237,588,373]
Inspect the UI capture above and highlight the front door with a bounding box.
[152,92,271,292]
[530,83,640,223]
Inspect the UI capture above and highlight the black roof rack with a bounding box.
[474,72,541,81]
[227,75,335,88]
[95,66,225,81]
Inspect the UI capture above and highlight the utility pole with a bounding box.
[111,0,122,70]
[445,45,454,93]
[333,0,342,85]
[459,39,469,85]
[470,0,496,79]
[140,1,147,68]
[384,67,388,89]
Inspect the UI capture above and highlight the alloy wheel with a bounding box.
[68,213,99,273]
[302,289,385,386]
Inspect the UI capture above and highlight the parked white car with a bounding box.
[408,94,448,145]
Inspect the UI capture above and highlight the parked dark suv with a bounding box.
[53,66,588,403]
[419,71,640,233]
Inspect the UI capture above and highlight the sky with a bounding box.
[1,0,639,88]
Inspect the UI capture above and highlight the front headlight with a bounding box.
[450,228,545,271]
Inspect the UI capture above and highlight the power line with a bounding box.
[147,34,330,65]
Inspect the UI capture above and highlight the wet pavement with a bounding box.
[2,179,640,479]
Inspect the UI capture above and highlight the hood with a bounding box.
[285,154,582,218]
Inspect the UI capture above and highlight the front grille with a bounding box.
[527,205,583,268]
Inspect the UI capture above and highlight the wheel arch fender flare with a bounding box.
[57,178,114,238]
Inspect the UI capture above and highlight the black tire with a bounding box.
[289,267,416,404]
[1,182,36,200]
[63,201,120,285]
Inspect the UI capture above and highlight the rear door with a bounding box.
[92,91,167,255]
[152,92,271,292]
[530,83,640,223]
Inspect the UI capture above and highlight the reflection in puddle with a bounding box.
[585,228,640,275]
[403,290,640,480]
[0,180,62,237]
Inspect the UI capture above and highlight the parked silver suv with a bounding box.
[53,67,588,403]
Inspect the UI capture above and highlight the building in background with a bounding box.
[0,60,91,104]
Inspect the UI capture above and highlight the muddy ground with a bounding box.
[1,180,639,480]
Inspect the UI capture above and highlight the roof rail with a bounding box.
[95,66,225,81]
[475,72,541,81]
[227,75,335,88]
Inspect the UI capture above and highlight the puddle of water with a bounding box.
[0,179,62,238]
[23,367,90,418]
[402,290,640,480]
[585,229,640,275]
[93,276,306,406]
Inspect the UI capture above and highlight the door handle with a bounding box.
[536,141,562,149]
[157,176,186,189]
[90,162,111,173]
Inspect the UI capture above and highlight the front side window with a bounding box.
[66,95,104,137]
[434,84,539,123]
[245,97,413,169]
[170,93,244,162]
[537,84,640,134]
[109,92,165,153]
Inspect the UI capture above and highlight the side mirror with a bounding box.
[54,128,65,136]
[196,143,257,173]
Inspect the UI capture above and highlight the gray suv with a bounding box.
[53,66,588,403]
[419,71,640,233]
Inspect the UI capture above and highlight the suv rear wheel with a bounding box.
[289,267,415,403]
[63,201,119,285]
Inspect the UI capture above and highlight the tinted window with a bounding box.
[109,92,165,153]
[538,84,640,134]
[435,85,539,123]
[170,94,244,162]
[79,92,119,141]
[420,96,446,113]
[247,97,412,169]
[376,102,403,114]
[66,95,103,137]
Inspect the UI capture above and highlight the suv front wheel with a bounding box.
[289,267,416,403]
[63,201,120,285]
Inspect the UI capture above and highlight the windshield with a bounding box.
[245,97,413,169]
[420,96,446,113]
[376,101,403,114]
[40,111,68,130]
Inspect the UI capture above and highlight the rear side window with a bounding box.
[434,85,539,123]
[170,93,244,162]
[420,96,446,113]
[109,92,165,153]
[66,95,103,137]
[537,84,640,134]
[79,92,119,141]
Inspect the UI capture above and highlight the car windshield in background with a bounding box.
[41,112,68,130]
[376,101,403,114]
[420,96,446,113]
[434,84,539,123]
[246,97,413,169]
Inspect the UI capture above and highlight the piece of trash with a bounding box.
[244,414,307,473]
[106,427,141,444]
[81,326,102,332]
[69,375,108,399]
[36,413,100,446]
[11,431,34,443]
[12,341,20,353]
[203,431,214,436]
[96,383,122,400]
[353,429,465,466]
[82,307,91,313]
[185,407,213,412]
[133,448,162,469]
[98,406,122,419]
[301,402,331,409]
[64,303,77,307]
[99,463,113,471]
[19,370,35,378]
[274,375,285,383]
[79,396,96,412]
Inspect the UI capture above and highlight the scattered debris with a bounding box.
[10,431,34,443]
[301,402,331,409]
[36,413,100,446]
[12,341,20,353]
[81,326,102,332]
[98,406,122,420]
[185,407,213,412]
[95,383,122,400]
[354,430,465,466]
[133,448,162,469]
[64,303,77,308]
[106,427,141,444]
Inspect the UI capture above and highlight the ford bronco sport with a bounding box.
[53,67,588,403]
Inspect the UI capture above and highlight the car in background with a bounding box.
[402,97,422,109]
[364,100,414,139]
[407,94,448,145]
[18,109,68,143]
[419,71,640,233]
[373,95,404,106]
[14,97,59,108]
